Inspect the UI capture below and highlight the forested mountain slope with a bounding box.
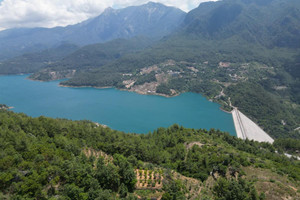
[182,0,300,48]
[0,110,300,199]
[0,44,79,75]
[28,37,155,81]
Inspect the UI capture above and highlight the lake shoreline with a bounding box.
[1,74,236,135]
[219,107,232,114]
[59,84,232,114]
[0,106,14,110]
[59,84,112,90]
[59,83,178,98]
[30,77,232,111]
[31,76,232,114]
[60,83,232,115]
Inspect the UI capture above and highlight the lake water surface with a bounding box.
[0,75,236,135]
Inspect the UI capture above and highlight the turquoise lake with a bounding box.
[0,75,236,135]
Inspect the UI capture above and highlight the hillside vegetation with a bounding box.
[29,37,155,81]
[0,44,79,75]
[0,110,300,199]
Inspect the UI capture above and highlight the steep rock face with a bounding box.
[0,2,186,60]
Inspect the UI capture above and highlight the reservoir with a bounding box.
[0,75,236,135]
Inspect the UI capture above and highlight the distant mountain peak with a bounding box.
[102,7,117,15]
[104,7,114,12]
[145,1,164,6]
[101,2,172,17]
[144,1,184,11]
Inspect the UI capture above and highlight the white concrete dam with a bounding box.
[232,108,274,143]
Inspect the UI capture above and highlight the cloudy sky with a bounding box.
[0,0,216,31]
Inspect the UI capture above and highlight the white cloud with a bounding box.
[0,0,217,30]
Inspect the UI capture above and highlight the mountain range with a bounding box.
[0,2,185,60]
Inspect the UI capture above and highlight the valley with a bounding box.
[15,0,299,140]
[0,0,300,199]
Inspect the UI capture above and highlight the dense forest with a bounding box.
[1,109,300,199]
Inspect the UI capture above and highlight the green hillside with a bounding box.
[182,0,300,48]
[29,37,155,81]
[0,44,79,75]
[0,110,300,199]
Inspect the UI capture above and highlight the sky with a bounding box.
[0,0,217,31]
